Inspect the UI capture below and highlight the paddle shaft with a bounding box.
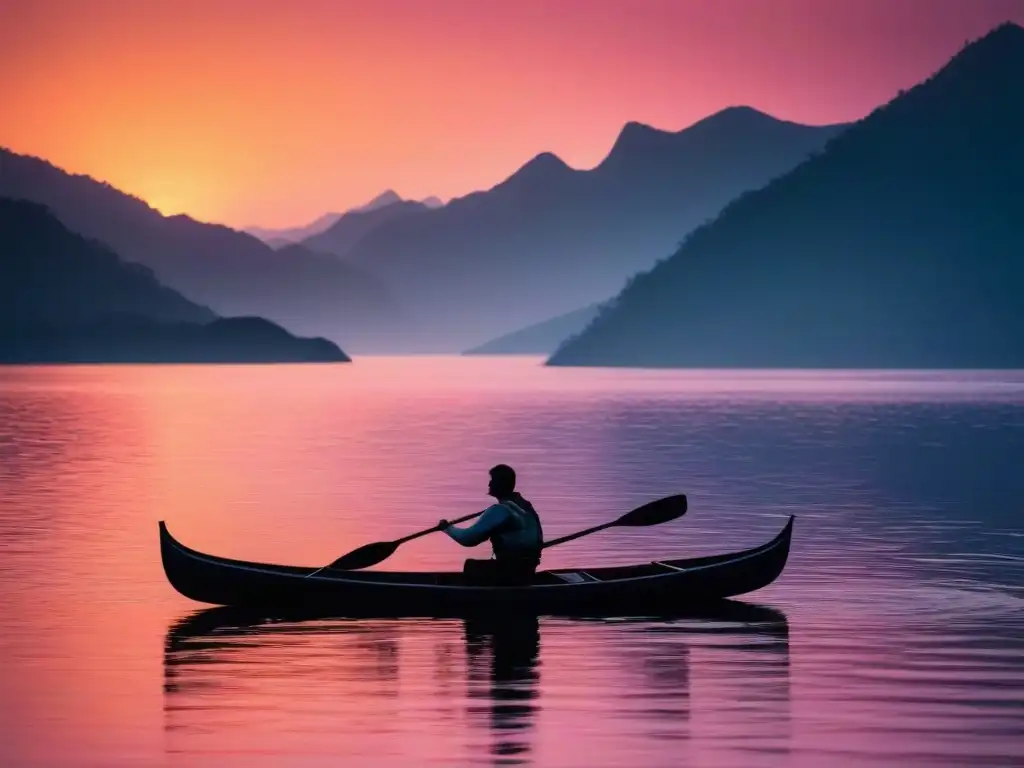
[542,519,618,549]
[393,509,484,546]
[541,494,687,550]
[307,509,488,576]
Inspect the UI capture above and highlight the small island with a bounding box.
[0,315,349,364]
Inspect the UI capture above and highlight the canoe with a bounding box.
[159,516,794,615]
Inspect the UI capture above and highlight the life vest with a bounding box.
[490,494,543,561]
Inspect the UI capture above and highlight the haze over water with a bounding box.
[1,357,1022,766]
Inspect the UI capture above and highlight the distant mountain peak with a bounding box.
[702,106,803,131]
[600,107,799,171]
[603,121,676,161]
[705,105,773,120]
[245,192,405,244]
[299,193,429,257]
[614,120,672,145]
[357,189,403,212]
[522,151,571,172]
[610,107,779,147]
[598,105,827,176]
[979,19,1024,43]
[498,151,573,188]
[939,19,1024,73]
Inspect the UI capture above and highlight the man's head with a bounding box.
[487,464,516,498]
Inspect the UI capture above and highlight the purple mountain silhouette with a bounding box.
[550,23,1024,368]
[337,107,845,351]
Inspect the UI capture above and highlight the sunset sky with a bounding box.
[2,0,1022,229]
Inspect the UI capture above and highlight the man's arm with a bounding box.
[443,505,509,547]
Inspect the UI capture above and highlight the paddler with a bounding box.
[438,464,544,585]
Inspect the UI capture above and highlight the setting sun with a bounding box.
[140,175,212,219]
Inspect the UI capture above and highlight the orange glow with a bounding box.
[1,0,1022,228]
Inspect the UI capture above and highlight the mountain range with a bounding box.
[0,198,347,363]
[0,149,402,351]
[246,190,443,246]
[1,107,843,354]
[301,197,432,258]
[549,23,1024,368]
[334,107,846,351]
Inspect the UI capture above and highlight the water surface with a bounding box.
[1,358,1022,766]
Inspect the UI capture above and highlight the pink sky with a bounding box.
[1,0,1022,228]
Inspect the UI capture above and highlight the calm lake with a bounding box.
[1,357,1022,767]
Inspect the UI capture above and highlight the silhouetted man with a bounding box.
[439,465,544,585]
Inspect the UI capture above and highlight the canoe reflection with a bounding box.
[164,602,789,764]
[464,616,541,764]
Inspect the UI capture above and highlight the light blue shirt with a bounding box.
[444,501,541,555]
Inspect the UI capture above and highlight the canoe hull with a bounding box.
[160,517,793,616]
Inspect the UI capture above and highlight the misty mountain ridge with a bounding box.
[357,189,404,212]
[300,197,431,258]
[246,190,443,245]
[247,211,346,245]
[0,148,407,350]
[1,104,843,353]
[1,197,213,326]
[0,198,348,363]
[549,22,1024,368]
[334,106,846,351]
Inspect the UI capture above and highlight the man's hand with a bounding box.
[437,519,451,530]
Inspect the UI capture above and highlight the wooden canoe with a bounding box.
[159,516,793,615]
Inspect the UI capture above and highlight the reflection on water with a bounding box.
[1,360,1023,766]
[464,615,541,765]
[163,603,790,767]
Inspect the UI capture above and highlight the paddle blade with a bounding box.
[615,494,688,527]
[327,540,398,571]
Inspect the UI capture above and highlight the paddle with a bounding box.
[307,509,488,576]
[540,493,687,550]
[311,493,687,576]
